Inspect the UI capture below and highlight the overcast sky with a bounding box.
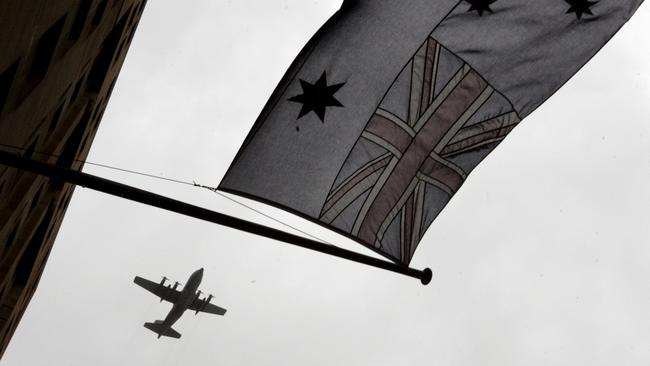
[3,1,650,365]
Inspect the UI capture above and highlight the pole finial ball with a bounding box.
[420,268,433,285]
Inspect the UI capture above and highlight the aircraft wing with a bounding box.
[133,276,180,303]
[188,297,227,316]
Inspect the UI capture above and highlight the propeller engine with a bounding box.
[195,294,214,315]
[193,290,203,303]
[159,276,169,286]
[172,281,181,291]
[158,276,170,302]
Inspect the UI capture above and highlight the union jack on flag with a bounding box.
[319,37,520,264]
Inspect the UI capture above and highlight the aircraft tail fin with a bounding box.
[143,321,181,339]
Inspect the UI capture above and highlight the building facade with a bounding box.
[0,0,146,356]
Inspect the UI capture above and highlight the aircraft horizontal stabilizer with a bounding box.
[143,321,181,339]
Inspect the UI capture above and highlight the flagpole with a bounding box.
[0,151,432,285]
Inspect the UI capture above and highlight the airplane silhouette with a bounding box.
[134,268,226,338]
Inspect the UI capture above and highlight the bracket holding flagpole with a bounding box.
[0,150,432,285]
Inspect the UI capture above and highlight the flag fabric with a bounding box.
[220,0,645,265]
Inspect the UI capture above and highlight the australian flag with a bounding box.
[220,0,645,265]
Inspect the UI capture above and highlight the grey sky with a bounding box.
[3,1,650,365]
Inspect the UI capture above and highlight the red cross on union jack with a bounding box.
[319,37,520,264]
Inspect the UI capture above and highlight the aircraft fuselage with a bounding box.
[158,268,203,335]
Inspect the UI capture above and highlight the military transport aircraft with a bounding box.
[133,268,227,339]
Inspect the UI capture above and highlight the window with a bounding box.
[107,77,117,96]
[92,0,108,26]
[14,205,54,286]
[52,108,91,189]
[29,186,43,211]
[92,99,104,120]
[70,74,84,101]
[55,190,71,212]
[127,4,137,27]
[113,41,124,63]
[58,115,86,167]
[69,0,92,40]
[127,25,137,44]
[93,108,104,128]
[4,224,18,251]
[127,4,137,26]
[0,61,19,114]
[49,102,64,131]
[93,100,106,125]
[28,15,66,81]
[80,134,89,152]
[87,14,127,92]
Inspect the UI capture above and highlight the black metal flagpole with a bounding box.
[0,150,432,285]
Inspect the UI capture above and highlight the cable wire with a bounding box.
[0,142,331,245]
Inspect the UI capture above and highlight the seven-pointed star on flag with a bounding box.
[288,71,345,122]
[565,0,598,19]
[464,0,497,16]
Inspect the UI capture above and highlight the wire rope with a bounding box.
[0,142,332,245]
